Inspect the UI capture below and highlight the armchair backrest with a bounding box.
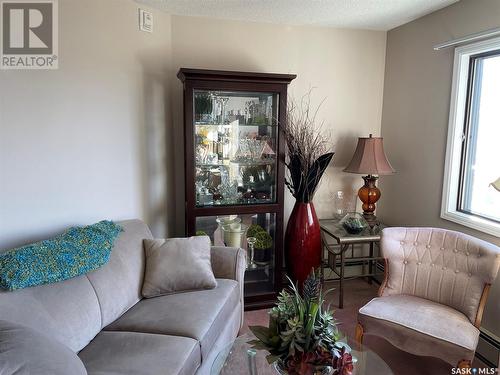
[380,227,500,325]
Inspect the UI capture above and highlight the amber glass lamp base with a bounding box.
[358,175,381,227]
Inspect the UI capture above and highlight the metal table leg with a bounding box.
[368,242,374,285]
[339,244,348,308]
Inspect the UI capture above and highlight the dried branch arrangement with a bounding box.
[281,91,334,203]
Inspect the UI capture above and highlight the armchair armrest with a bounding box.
[211,246,246,328]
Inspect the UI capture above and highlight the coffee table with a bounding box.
[211,335,393,374]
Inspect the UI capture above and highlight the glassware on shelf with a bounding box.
[221,128,231,160]
[194,92,213,123]
[209,93,218,124]
[246,138,265,160]
[197,188,213,206]
[221,223,248,248]
[257,169,269,183]
[232,139,250,163]
[218,180,239,204]
[245,98,269,125]
[204,153,218,165]
[232,137,274,164]
[242,175,256,203]
[193,91,279,208]
[215,216,241,245]
[246,236,258,269]
[213,95,230,124]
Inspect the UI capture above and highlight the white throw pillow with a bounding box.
[142,236,217,298]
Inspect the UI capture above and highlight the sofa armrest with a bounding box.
[211,246,246,281]
[211,246,246,328]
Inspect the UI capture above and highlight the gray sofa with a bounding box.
[0,219,246,375]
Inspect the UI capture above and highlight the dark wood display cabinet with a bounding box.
[177,68,296,310]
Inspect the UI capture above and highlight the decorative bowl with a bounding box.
[340,212,368,234]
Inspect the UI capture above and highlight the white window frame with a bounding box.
[441,36,500,237]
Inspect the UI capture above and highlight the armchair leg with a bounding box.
[457,360,471,369]
[355,322,364,348]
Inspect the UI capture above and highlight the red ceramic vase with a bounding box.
[285,201,322,288]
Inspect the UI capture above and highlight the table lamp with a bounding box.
[343,134,395,227]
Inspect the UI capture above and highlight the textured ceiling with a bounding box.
[136,0,458,31]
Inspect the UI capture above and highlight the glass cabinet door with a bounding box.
[193,90,279,207]
[195,213,277,297]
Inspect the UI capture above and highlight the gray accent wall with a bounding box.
[378,0,500,362]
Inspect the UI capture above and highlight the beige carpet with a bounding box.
[241,278,486,375]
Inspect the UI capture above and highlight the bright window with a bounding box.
[442,37,500,236]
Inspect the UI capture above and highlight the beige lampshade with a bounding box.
[343,134,395,175]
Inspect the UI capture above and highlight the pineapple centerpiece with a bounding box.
[249,270,353,375]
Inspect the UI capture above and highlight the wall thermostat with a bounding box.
[139,9,153,33]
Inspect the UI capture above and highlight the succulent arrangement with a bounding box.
[247,224,273,249]
[249,270,353,375]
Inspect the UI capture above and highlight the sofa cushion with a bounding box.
[86,219,153,327]
[0,320,87,375]
[359,295,480,364]
[142,236,217,298]
[104,278,239,360]
[0,274,101,352]
[79,331,200,375]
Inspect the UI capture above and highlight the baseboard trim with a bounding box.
[480,329,500,350]
[475,350,496,368]
[477,330,500,367]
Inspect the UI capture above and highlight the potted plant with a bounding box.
[282,92,334,287]
[247,224,273,264]
[249,270,353,375]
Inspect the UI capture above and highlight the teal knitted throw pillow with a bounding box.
[0,220,123,291]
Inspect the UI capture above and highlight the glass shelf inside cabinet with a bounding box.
[194,90,279,208]
[195,213,276,297]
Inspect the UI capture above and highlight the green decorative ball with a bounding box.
[254,231,273,250]
[247,224,265,238]
[195,230,208,237]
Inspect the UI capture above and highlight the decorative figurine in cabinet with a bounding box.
[177,69,296,309]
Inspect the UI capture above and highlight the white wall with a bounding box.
[378,0,500,345]
[169,15,387,234]
[0,0,172,249]
[0,4,386,248]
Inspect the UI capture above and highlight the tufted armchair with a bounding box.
[355,227,500,368]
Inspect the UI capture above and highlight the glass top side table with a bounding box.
[319,218,387,308]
